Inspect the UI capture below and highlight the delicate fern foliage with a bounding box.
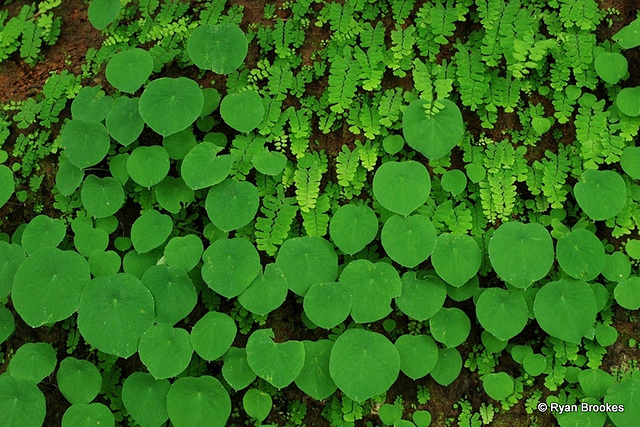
[0,3,62,66]
[294,153,327,212]
[336,146,360,187]
[378,88,405,128]
[328,48,360,113]
[479,142,528,223]
[354,46,385,91]
[255,185,298,255]
[388,25,416,77]
[347,100,382,139]
[301,193,331,237]
[575,94,625,169]
[390,0,416,25]
[558,0,601,31]
[526,147,573,210]
[454,40,489,111]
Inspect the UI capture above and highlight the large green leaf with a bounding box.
[77,273,155,357]
[246,329,305,389]
[533,278,597,344]
[329,329,400,403]
[373,161,431,215]
[402,99,464,159]
[105,49,153,93]
[488,221,554,289]
[201,238,261,298]
[188,24,248,74]
[61,119,110,169]
[574,169,627,221]
[139,78,204,136]
[12,247,90,327]
[167,376,230,427]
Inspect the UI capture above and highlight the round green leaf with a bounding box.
[0,307,15,344]
[88,0,120,30]
[12,247,90,327]
[142,265,196,325]
[167,376,230,427]
[395,334,438,379]
[605,373,640,426]
[182,143,235,190]
[432,233,482,287]
[382,134,404,154]
[61,119,110,169]
[0,375,45,427]
[379,403,403,425]
[402,99,464,159]
[55,156,82,197]
[188,24,248,74]
[222,348,256,391]
[243,389,272,422]
[122,372,170,427]
[163,128,197,160]
[8,343,57,383]
[62,403,114,427]
[205,179,259,231]
[556,228,605,281]
[294,340,337,401]
[522,353,547,377]
[139,77,204,136]
[276,236,338,296]
[88,251,121,277]
[534,278,597,344]
[127,146,170,188]
[617,86,640,117]
[246,329,305,389]
[109,153,129,185]
[190,311,237,361]
[595,324,618,347]
[155,176,195,214]
[164,234,203,272]
[0,241,25,299]
[21,214,66,254]
[413,411,432,427]
[430,348,462,386]
[329,329,400,403]
[106,48,153,93]
[71,86,112,122]
[595,52,628,85]
[431,348,462,386]
[78,273,155,358]
[483,372,514,401]
[81,175,125,218]
[574,169,627,220]
[476,288,529,341]
[381,214,436,268]
[139,324,193,379]
[74,227,109,257]
[201,238,261,298]
[621,146,640,180]
[373,161,431,215]
[329,204,378,255]
[238,263,289,316]
[303,282,352,329]
[57,357,102,405]
[614,276,640,310]
[339,259,402,323]
[106,96,144,146]
[252,150,287,176]
[395,272,447,321]
[220,91,265,133]
[429,307,470,348]
[579,369,614,399]
[441,169,467,195]
[131,210,173,254]
[602,251,631,282]
[627,240,640,259]
[488,221,554,289]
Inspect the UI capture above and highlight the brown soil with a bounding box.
[2,1,640,426]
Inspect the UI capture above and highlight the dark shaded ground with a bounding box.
[1,0,640,426]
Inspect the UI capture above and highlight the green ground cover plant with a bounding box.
[1,0,640,426]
